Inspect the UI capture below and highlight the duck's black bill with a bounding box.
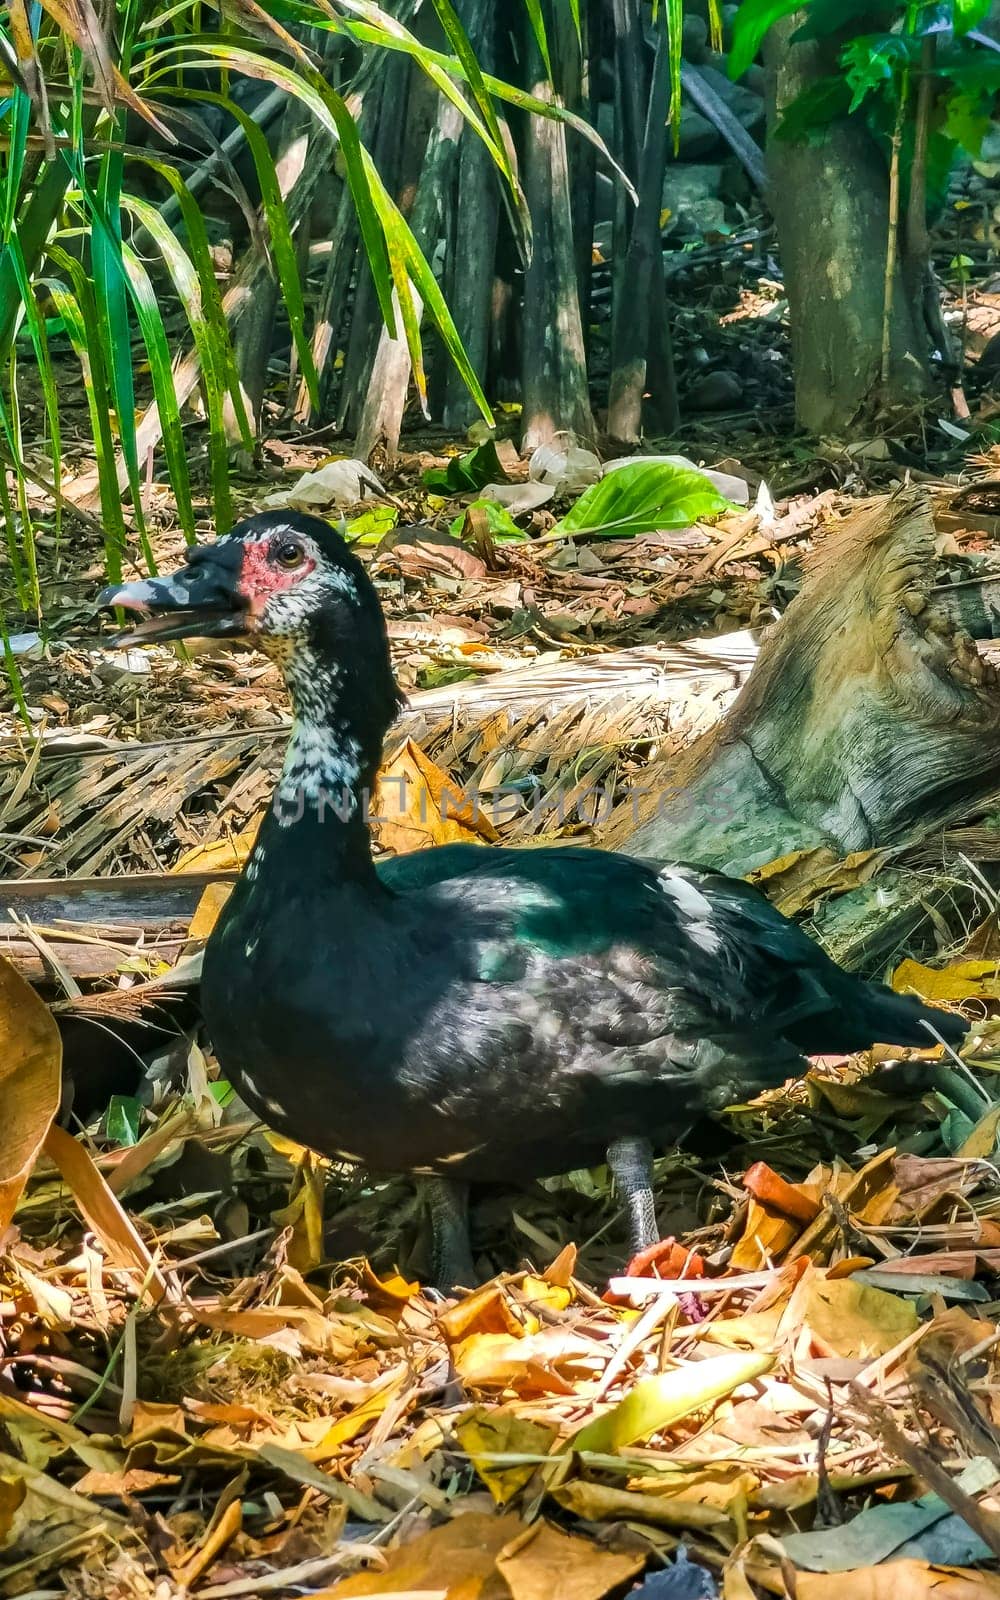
[98,544,248,646]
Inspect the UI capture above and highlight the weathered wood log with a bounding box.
[608,489,1000,878]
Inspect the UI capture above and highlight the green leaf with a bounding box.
[345,504,399,545]
[448,499,527,542]
[774,75,853,142]
[106,1095,142,1147]
[522,0,554,82]
[791,0,891,42]
[953,0,992,32]
[422,440,506,492]
[120,193,236,532]
[572,1351,776,1453]
[842,34,912,112]
[547,461,732,541]
[944,88,992,155]
[728,0,802,79]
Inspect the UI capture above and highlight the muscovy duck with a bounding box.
[100,513,966,1288]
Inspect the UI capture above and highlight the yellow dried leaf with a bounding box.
[801,1276,917,1360]
[372,737,498,855]
[729,1198,802,1270]
[321,1509,522,1597]
[892,956,999,1003]
[173,817,262,873]
[0,954,62,1233]
[554,1479,729,1531]
[455,1407,559,1504]
[186,881,234,943]
[749,847,884,917]
[311,1372,408,1460]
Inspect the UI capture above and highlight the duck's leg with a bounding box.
[607,1135,658,1255]
[419,1176,477,1293]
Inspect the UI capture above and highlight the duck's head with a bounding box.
[99,511,402,729]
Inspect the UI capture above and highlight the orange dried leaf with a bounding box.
[372,737,499,855]
[743,1162,820,1223]
[797,1561,1000,1599]
[0,955,61,1234]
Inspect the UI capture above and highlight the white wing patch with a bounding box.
[658,867,723,955]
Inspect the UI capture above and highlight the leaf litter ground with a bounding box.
[8,436,1000,1596]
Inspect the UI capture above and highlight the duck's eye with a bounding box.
[274,539,304,569]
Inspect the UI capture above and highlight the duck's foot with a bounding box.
[419,1175,478,1296]
[607,1134,658,1256]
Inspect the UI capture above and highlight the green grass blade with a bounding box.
[4,346,40,617]
[429,0,530,257]
[8,229,63,552]
[119,192,235,531]
[144,40,397,331]
[184,89,320,413]
[522,0,553,82]
[134,152,254,456]
[42,252,131,580]
[120,241,197,544]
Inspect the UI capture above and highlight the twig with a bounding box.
[849,1380,1000,1559]
[881,61,910,389]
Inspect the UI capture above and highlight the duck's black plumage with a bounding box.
[100,513,966,1283]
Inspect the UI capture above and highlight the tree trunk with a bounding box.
[520,4,596,452]
[606,10,678,443]
[608,489,1000,874]
[764,14,930,432]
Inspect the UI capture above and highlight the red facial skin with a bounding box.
[239,538,316,615]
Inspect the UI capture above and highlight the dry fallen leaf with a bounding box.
[892,956,999,1003]
[321,1509,522,1597]
[455,1408,559,1505]
[800,1276,918,1361]
[796,1561,1000,1599]
[0,954,62,1234]
[496,1519,644,1600]
[372,738,499,854]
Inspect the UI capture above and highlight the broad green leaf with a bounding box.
[572,1351,776,1453]
[449,500,526,543]
[728,0,802,80]
[548,461,732,541]
[423,439,507,492]
[843,34,913,113]
[953,0,992,31]
[345,505,399,545]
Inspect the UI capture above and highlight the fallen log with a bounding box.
[608,489,1000,871]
